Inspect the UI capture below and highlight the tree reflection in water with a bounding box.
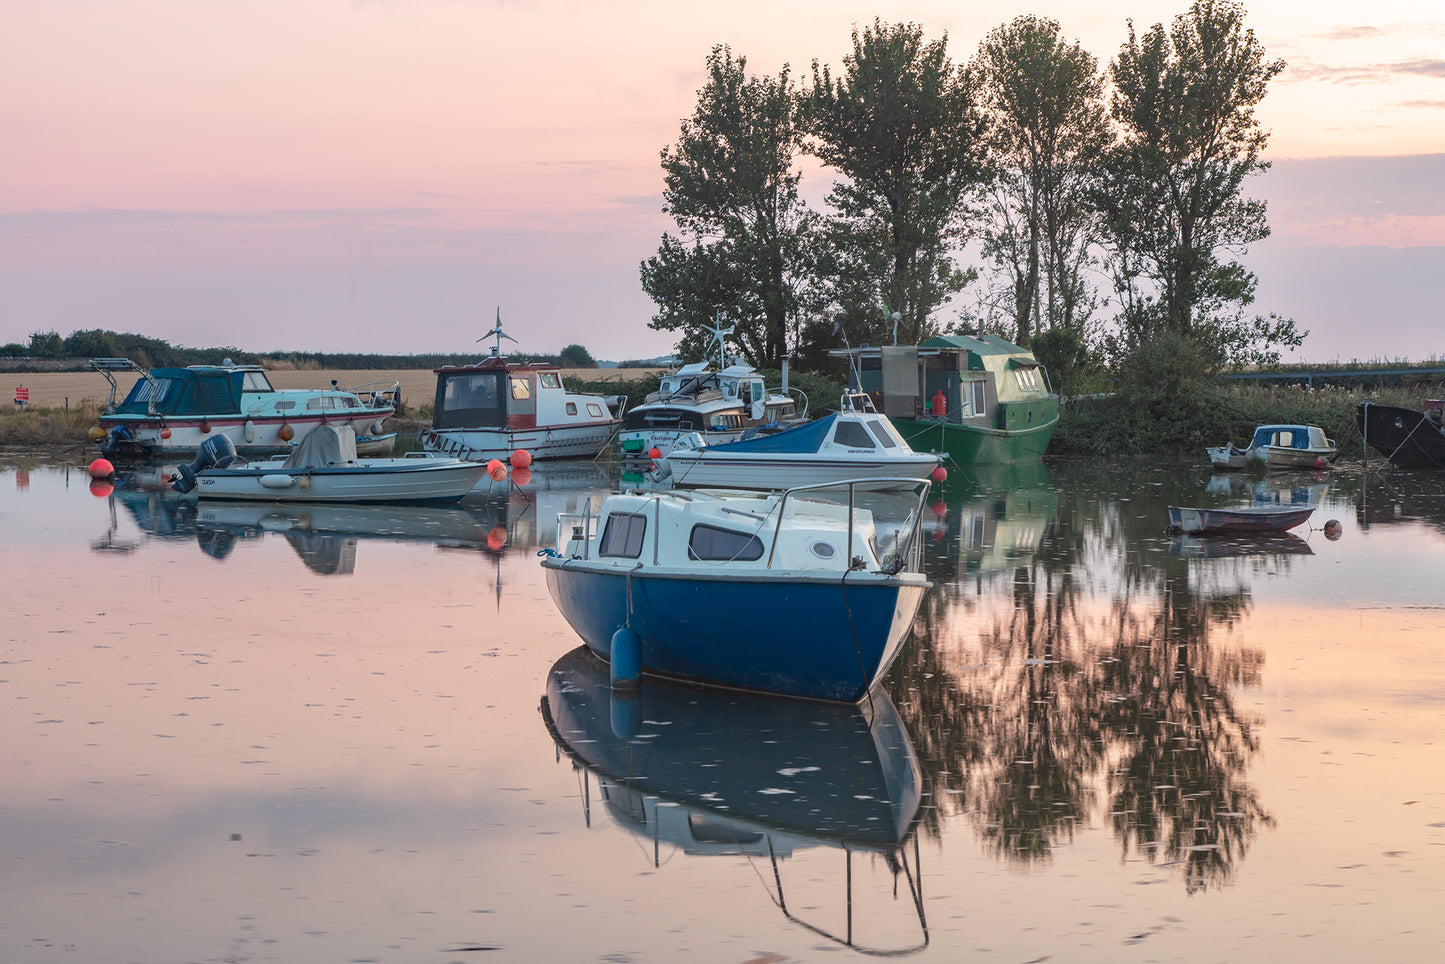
[892,462,1290,892]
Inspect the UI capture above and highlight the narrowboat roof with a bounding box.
[920,333,1036,357]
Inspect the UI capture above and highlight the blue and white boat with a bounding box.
[651,393,943,490]
[1206,423,1337,471]
[540,478,933,702]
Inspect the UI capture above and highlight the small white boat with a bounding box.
[651,394,943,490]
[1167,504,1316,534]
[541,477,933,702]
[172,425,488,503]
[419,319,623,462]
[91,357,396,461]
[1206,424,1337,470]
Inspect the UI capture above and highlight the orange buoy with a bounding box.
[511,466,532,487]
[648,447,662,460]
[89,458,114,479]
[931,465,948,483]
[160,427,172,439]
[511,449,533,468]
[278,422,294,441]
[486,459,507,482]
[199,420,211,434]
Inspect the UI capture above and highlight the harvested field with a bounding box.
[0,367,663,411]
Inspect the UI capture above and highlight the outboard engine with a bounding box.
[171,434,239,493]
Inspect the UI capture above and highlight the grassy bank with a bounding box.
[0,402,104,455]
[1054,380,1445,458]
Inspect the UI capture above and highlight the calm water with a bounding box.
[2,454,1443,963]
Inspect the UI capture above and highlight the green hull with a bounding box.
[893,413,1057,465]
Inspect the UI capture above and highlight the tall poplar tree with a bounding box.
[805,20,989,346]
[973,16,1108,347]
[1095,0,1301,366]
[640,46,819,368]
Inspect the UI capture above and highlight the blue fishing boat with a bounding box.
[540,478,933,702]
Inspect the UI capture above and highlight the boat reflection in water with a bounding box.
[99,461,612,573]
[922,462,1056,582]
[540,645,929,954]
[1168,532,1314,558]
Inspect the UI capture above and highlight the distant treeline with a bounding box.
[0,329,625,372]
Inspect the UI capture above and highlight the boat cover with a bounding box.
[1250,425,1327,450]
[703,414,836,453]
[282,424,358,469]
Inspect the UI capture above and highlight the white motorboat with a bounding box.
[90,357,396,460]
[1206,424,1337,470]
[419,319,623,462]
[171,425,488,503]
[542,477,932,702]
[651,394,943,490]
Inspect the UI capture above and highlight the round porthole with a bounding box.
[809,541,836,559]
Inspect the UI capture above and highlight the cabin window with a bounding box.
[865,418,899,448]
[436,373,503,428]
[275,400,296,411]
[566,402,578,415]
[538,372,562,389]
[599,512,647,558]
[1014,367,1042,392]
[241,372,274,393]
[587,403,604,418]
[342,396,360,408]
[688,524,764,562]
[833,420,876,448]
[961,380,987,417]
[510,376,532,401]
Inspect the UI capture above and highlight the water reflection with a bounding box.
[541,645,929,955]
[96,461,612,572]
[899,461,1277,892]
[1356,469,1445,538]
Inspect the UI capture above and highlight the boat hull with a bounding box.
[421,423,616,461]
[1358,403,1445,469]
[889,411,1057,465]
[190,458,487,503]
[542,561,928,702]
[1167,505,1315,535]
[98,413,395,460]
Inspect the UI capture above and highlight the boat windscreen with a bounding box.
[435,372,505,428]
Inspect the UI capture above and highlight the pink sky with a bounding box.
[2,1,1442,362]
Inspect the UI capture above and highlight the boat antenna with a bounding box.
[833,314,863,392]
[478,306,518,358]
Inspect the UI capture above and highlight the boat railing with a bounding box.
[556,498,599,558]
[348,380,402,407]
[767,477,931,572]
[88,357,159,415]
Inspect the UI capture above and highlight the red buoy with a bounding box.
[89,479,114,498]
[931,465,948,483]
[511,466,532,487]
[89,458,114,479]
[486,459,508,481]
[486,526,508,551]
[511,449,533,468]
[648,447,662,460]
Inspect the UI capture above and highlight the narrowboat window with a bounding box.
[587,403,604,417]
[538,372,562,389]
[865,418,898,448]
[599,512,647,558]
[688,524,764,561]
[510,376,532,401]
[566,402,577,415]
[1014,367,1041,392]
[960,379,987,416]
[832,420,876,448]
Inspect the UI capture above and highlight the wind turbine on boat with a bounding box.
[704,315,734,369]
[478,308,518,358]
